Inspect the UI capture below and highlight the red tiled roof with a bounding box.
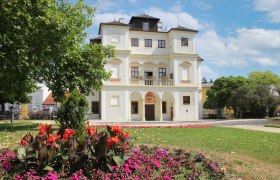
[42,93,56,105]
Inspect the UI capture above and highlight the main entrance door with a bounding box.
[145,104,155,121]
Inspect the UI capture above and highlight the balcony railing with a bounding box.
[130,78,174,86]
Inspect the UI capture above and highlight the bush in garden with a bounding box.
[56,89,89,139]
[0,123,133,179]
[28,111,57,120]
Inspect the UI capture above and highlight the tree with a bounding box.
[201,77,208,84]
[0,0,114,122]
[248,70,280,90]
[230,85,279,118]
[204,76,248,109]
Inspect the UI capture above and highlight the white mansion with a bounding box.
[88,14,203,121]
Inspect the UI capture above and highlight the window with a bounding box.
[182,67,189,80]
[111,64,119,78]
[111,34,120,43]
[131,38,139,47]
[91,101,99,114]
[131,101,138,114]
[111,96,119,106]
[159,68,166,78]
[158,40,165,48]
[143,22,149,31]
[181,38,188,46]
[162,101,167,114]
[131,67,139,78]
[145,39,152,47]
[183,96,190,105]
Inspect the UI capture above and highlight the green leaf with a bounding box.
[17,147,26,162]
[43,165,53,171]
[113,156,124,166]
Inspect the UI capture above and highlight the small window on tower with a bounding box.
[143,22,149,31]
[181,38,188,46]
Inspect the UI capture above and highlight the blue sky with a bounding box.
[85,0,280,80]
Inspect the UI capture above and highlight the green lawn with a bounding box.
[265,124,280,128]
[126,127,280,165]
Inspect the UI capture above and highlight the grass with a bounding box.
[1,121,280,179]
[265,124,280,128]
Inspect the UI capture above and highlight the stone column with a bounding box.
[142,98,145,121]
[128,98,131,121]
[159,99,163,121]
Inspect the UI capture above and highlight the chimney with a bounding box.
[157,21,163,32]
[118,18,125,23]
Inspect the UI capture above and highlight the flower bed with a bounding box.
[93,124,214,129]
[0,123,225,179]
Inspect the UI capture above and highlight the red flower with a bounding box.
[111,126,122,134]
[122,144,127,150]
[86,127,96,136]
[38,124,53,135]
[63,133,69,140]
[111,136,120,144]
[20,139,27,146]
[107,139,114,148]
[63,129,75,140]
[125,132,130,138]
[47,135,61,146]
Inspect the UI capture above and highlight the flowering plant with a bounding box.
[1,122,132,179]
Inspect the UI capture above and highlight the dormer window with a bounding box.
[181,38,188,46]
[143,22,149,31]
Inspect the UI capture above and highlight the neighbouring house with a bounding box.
[88,14,203,121]
[42,93,59,112]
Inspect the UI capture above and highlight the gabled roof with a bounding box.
[129,14,160,24]
[98,20,129,34]
[42,93,56,105]
[168,25,198,33]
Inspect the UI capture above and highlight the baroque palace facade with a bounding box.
[88,14,203,121]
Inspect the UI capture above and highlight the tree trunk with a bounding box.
[11,102,15,124]
[1,102,5,114]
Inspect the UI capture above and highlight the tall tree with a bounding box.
[0,0,114,122]
[204,76,248,109]
[248,70,280,89]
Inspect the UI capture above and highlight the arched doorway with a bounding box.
[144,92,158,121]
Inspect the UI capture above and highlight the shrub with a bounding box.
[28,111,57,120]
[56,89,89,139]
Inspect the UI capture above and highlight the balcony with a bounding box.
[130,78,174,86]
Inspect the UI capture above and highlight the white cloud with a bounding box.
[192,0,212,10]
[170,1,183,12]
[146,7,204,30]
[201,65,220,80]
[253,0,280,23]
[197,28,280,67]
[92,4,204,32]
[96,0,118,12]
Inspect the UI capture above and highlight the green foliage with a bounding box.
[248,70,280,90]
[204,71,280,118]
[204,76,248,109]
[56,89,88,138]
[0,0,114,104]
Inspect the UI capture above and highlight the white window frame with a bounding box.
[181,67,189,80]
[111,33,120,43]
[110,96,119,106]
[110,64,119,79]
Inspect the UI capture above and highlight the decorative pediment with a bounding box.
[130,61,141,66]
[109,58,122,64]
[143,62,156,67]
[157,62,168,67]
[179,61,192,67]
